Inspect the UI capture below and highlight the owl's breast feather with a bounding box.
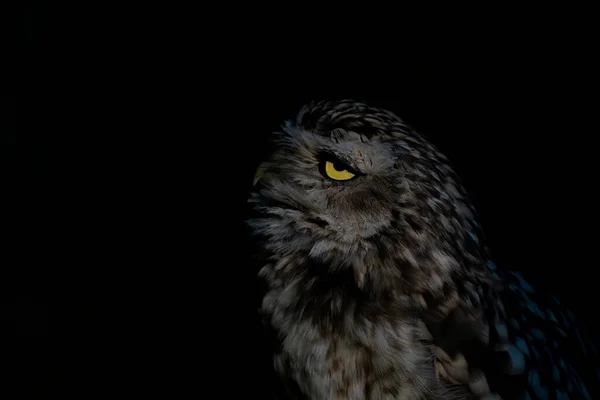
[258,259,469,400]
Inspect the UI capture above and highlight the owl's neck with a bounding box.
[256,227,495,337]
[257,244,418,334]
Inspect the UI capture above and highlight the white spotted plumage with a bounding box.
[248,100,598,399]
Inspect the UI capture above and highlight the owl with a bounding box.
[247,100,598,399]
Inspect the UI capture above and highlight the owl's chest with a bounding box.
[262,288,445,400]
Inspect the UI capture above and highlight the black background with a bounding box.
[11,4,599,398]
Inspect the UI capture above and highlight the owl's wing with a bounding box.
[426,264,600,400]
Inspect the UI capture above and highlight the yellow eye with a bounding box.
[324,160,356,181]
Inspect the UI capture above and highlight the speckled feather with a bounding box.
[247,100,598,399]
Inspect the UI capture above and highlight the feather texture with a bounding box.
[248,100,598,399]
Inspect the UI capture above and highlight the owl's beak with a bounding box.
[253,163,269,187]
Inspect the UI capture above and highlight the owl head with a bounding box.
[248,100,489,297]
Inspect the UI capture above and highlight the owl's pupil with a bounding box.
[332,161,345,171]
